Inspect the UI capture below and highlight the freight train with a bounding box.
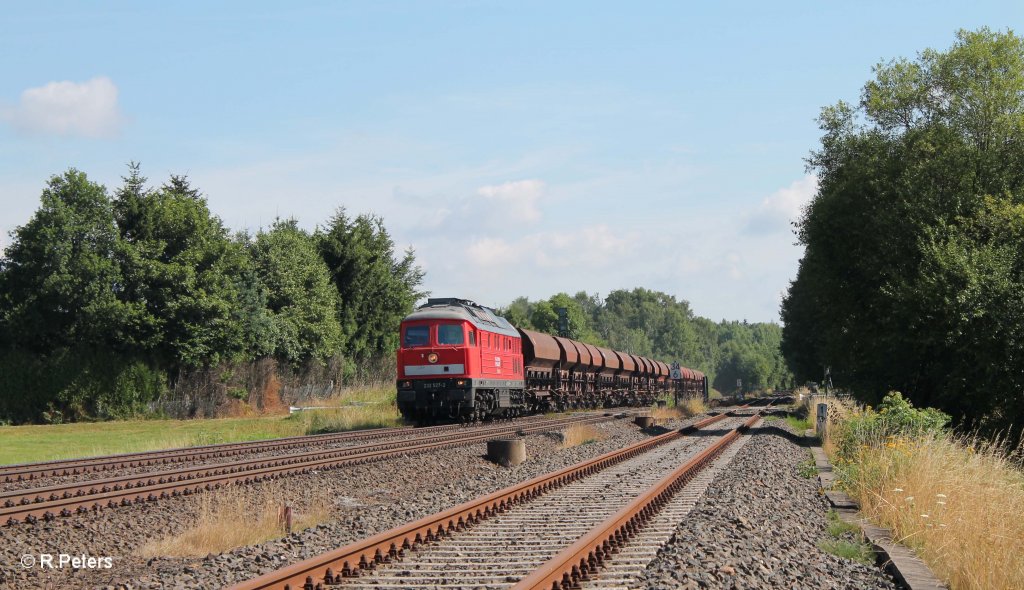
[396,298,708,422]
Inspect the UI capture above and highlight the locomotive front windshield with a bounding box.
[437,324,464,345]
[403,325,429,347]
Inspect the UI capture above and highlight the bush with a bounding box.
[0,350,58,422]
[834,392,950,463]
[0,348,167,423]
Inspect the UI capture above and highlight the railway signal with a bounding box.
[556,307,569,338]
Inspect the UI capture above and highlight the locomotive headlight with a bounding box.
[456,379,466,387]
[401,380,411,388]
[428,353,438,363]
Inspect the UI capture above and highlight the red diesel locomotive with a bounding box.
[396,298,708,422]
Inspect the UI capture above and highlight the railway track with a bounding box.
[0,415,562,483]
[0,412,630,527]
[0,400,768,485]
[226,407,766,590]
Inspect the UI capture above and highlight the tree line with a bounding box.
[0,164,424,423]
[498,289,792,394]
[0,165,794,424]
[781,28,1024,437]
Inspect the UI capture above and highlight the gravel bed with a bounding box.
[1,414,693,589]
[638,420,898,590]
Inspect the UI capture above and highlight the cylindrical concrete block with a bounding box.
[487,438,526,467]
[634,416,655,428]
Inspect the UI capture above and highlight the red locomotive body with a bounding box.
[397,298,526,421]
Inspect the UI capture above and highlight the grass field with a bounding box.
[0,385,400,465]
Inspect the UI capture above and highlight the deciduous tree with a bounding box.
[250,219,342,365]
[782,28,1024,433]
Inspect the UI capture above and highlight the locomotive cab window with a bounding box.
[469,331,476,346]
[437,324,464,345]
[403,325,429,347]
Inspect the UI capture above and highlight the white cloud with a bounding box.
[529,224,630,269]
[475,179,545,223]
[2,77,124,138]
[467,237,516,267]
[744,174,818,235]
[474,225,631,271]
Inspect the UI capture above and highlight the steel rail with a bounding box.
[0,413,568,481]
[0,414,607,509]
[224,412,732,590]
[0,413,625,526]
[513,413,761,590]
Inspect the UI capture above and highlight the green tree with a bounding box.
[498,296,535,330]
[498,288,792,392]
[0,169,136,352]
[317,209,425,367]
[114,166,251,367]
[250,219,342,365]
[529,300,559,334]
[782,28,1024,433]
[548,292,602,343]
[0,168,167,421]
[599,288,699,367]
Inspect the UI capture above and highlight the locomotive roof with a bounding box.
[404,298,521,337]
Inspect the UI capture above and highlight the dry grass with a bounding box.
[840,433,1024,590]
[291,385,401,434]
[559,424,607,448]
[139,483,331,558]
[678,397,706,416]
[650,398,706,422]
[650,407,682,421]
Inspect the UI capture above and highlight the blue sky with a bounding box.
[2,1,1021,322]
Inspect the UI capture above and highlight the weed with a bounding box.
[825,510,859,537]
[797,459,818,479]
[677,397,707,416]
[818,538,875,565]
[650,398,707,421]
[785,415,813,431]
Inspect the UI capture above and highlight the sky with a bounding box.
[1,1,1021,323]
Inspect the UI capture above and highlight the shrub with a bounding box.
[834,392,949,465]
[0,348,167,423]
